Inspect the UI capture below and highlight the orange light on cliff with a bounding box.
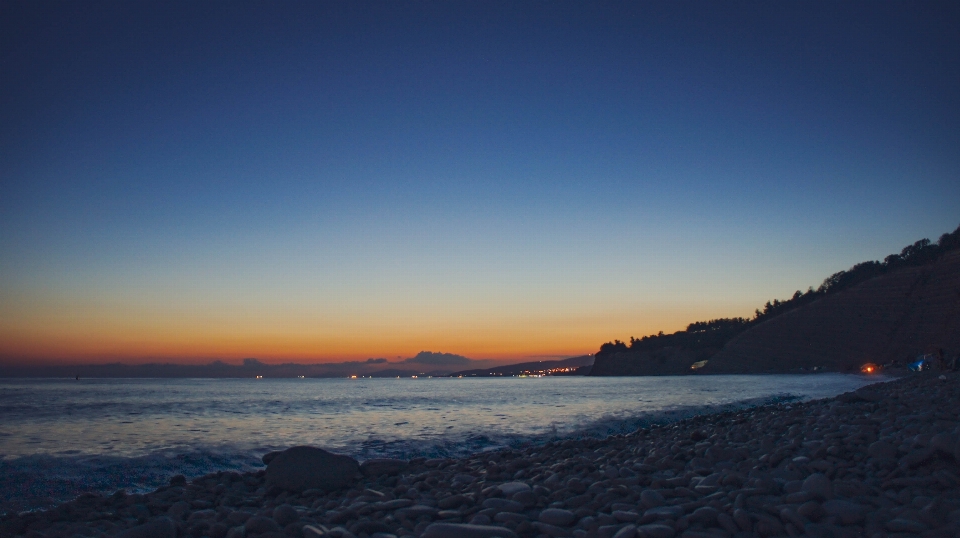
[861,363,878,374]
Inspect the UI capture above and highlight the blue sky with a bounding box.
[1,1,958,363]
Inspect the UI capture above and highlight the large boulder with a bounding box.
[265,446,360,492]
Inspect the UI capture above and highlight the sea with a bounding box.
[0,374,885,514]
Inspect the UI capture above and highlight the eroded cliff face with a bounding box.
[702,250,960,373]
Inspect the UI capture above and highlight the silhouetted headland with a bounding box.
[591,224,960,376]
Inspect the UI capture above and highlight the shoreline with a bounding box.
[4,372,959,538]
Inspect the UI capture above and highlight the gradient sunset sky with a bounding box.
[2,1,959,365]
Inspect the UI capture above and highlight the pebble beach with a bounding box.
[5,372,960,538]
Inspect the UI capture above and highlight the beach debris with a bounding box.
[265,445,360,493]
[909,354,935,371]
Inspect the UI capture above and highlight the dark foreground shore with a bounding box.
[5,373,960,538]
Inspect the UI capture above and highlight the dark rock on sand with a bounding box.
[264,445,359,492]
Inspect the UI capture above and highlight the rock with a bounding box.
[732,509,751,532]
[613,510,639,522]
[421,522,519,538]
[899,447,935,469]
[494,512,527,524]
[265,446,360,493]
[533,521,572,537]
[380,499,414,510]
[853,387,882,402]
[931,432,959,456]
[511,490,536,507]
[867,440,896,460]
[302,526,327,538]
[481,498,525,513]
[640,489,665,508]
[273,504,298,527]
[351,520,393,535]
[636,523,675,538]
[262,451,282,465]
[438,494,468,509]
[226,512,252,526]
[779,508,805,531]
[885,518,927,533]
[613,525,638,538]
[117,517,177,538]
[797,501,823,521]
[754,517,783,537]
[452,473,477,485]
[539,509,577,527]
[784,491,815,504]
[498,482,531,496]
[395,505,438,518]
[643,506,683,520]
[716,512,738,535]
[244,516,283,535]
[167,501,191,519]
[688,507,718,525]
[225,526,245,538]
[801,473,833,500]
[822,500,865,525]
[359,458,408,477]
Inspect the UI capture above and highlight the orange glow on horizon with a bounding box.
[0,306,732,365]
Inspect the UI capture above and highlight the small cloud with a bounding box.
[403,351,472,366]
[366,358,388,364]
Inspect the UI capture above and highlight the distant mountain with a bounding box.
[0,352,498,378]
[590,224,960,375]
[402,351,472,366]
[446,355,594,377]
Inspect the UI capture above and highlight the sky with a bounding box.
[1,1,959,365]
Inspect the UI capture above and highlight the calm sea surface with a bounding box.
[0,374,882,513]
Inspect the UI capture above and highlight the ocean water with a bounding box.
[0,374,884,514]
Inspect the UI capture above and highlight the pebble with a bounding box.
[800,472,833,499]
[421,522,519,538]
[539,508,577,527]
[636,523,675,538]
[7,373,960,538]
[497,482,530,496]
[116,517,176,538]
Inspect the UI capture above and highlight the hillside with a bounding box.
[591,225,960,375]
[446,355,594,377]
[702,249,960,373]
